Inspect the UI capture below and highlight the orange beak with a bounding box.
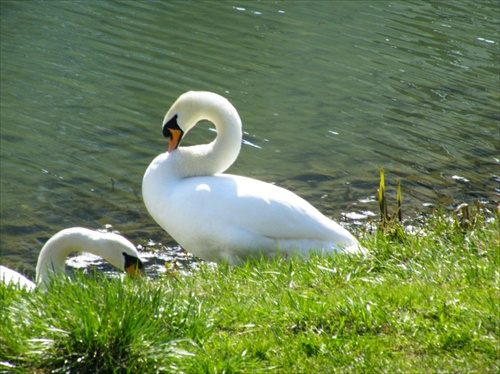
[168,129,182,153]
[126,263,143,278]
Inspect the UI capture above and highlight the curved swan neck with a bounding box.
[208,102,242,173]
[171,92,242,177]
[35,228,123,285]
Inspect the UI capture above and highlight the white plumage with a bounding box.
[1,227,143,290]
[143,91,364,264]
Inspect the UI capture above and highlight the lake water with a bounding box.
[1,1,498,277]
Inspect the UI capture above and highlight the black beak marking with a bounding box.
[163,114,181,138]
[123,252,144,271]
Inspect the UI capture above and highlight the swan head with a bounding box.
[163,114,184,153]
[161,91,240,153]
[104,232,145,278]
[79,230,145,278]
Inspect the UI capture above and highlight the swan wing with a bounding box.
[148,174,358,261]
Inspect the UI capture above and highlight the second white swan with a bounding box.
[142,91,364,265]
[1,227,144,290]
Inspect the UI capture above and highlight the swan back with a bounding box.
[36,227,143,286]
[0,265,36,291]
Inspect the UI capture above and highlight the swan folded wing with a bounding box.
[161,174,358,252]
[225,175,349,237]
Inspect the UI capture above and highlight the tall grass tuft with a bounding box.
[1,274,202,373]
[377,168,407,243]
[378,168,388,225]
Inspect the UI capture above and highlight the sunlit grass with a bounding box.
[1,211,498,373]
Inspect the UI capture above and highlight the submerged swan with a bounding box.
[143,91,364,265]
[0,227,144,290]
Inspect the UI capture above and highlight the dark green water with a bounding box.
[1,1,498,276]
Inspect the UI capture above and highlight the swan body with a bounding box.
[0,265,36,291]
[1,227,144,290]
[143,91,364,265]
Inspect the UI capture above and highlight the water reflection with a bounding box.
[0,1,498,276]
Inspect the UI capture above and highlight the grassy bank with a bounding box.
[1,212,499,373]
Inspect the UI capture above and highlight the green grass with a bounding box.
[1,212,499,373]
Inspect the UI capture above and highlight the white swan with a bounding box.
[0,227,144,290]
[143,91,364,265]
